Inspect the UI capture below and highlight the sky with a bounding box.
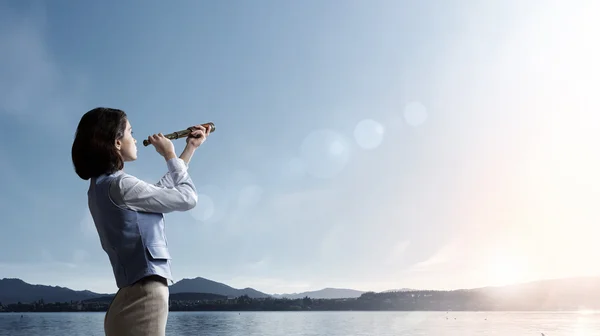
[0,0,599,295]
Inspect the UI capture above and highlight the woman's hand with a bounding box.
[147,133,176,160]
[185,124,211,149]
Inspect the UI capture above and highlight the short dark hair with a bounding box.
[72,107,128,180]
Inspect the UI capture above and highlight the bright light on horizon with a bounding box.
[484,251,528,286]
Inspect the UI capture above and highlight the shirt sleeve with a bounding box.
[109,158,198,213]
[154,159,189,188]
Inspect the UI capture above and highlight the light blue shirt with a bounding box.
[88,157,197,288]
[109,158,198,213]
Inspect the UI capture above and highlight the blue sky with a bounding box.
[1,0,599,294]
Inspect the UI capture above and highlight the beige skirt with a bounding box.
[104,275,170,336]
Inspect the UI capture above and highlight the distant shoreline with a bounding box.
[4,276,600,313]
[3,291,599,313]
[1,310,594,313]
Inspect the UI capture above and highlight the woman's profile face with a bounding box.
[117,119,137,162]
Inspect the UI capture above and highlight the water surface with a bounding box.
[1,311,598,335]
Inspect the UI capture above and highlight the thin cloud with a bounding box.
[384,240,411,266]
[409,242,460,271]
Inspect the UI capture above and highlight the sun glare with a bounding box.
[485,252,527,286]
[578,309,597,316]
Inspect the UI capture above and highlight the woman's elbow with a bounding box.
[168,193,197,212]
[179,194,197,211]
[184,194,198,211]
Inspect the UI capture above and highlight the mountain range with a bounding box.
[3,276,598,307]
[0,278,104,304]
[0,276,369,305]
[169,277,271,298]
[271,288,366,299]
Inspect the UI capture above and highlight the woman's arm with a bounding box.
[110,157,198,213]
[155,144,196,188]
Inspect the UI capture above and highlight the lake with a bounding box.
[0,311,599,335]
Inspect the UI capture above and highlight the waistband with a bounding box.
[134,274,168,286]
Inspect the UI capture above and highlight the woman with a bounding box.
[71,107,210,335]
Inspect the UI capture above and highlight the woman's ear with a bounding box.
[115,139,122,150]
